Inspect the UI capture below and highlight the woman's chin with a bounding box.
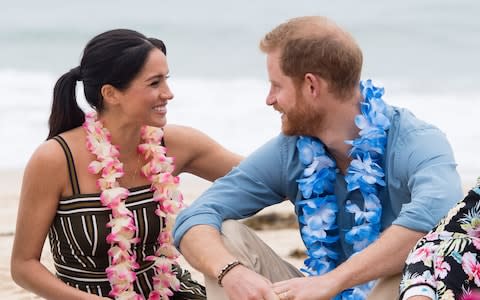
[147,116,167,128]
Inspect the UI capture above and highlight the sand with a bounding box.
[0,170,305,299]
[2,169,472,299]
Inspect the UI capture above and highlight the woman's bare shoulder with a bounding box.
[29,138,66,168]
[27,127,84,173]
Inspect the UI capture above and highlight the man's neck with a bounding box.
[314,93,361,174]
[320,125,357,175]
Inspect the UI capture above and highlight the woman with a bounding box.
[10,29,242,299]
[400,179,480,300]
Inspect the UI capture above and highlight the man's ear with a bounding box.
[303,73,319,98]
[101,84,120,106]
[303,73,325,98]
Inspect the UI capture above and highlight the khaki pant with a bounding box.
[205,220,401,300]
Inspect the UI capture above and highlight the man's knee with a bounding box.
[221,220,243,235]
[220,220,253,253]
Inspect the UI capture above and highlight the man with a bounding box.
[173,16,462,300]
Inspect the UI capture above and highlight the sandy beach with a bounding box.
[0,170,305,299]
[1,168,473,299]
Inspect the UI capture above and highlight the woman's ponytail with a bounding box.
[47,67,85,139]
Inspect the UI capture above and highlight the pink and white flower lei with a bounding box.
[83,111,183,300]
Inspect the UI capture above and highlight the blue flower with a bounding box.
[345,224,376,251]
[297,160,336,198]
[347,97,389,157]
[346,130,387,157]
[360,79,384,102]
[304,156,336,177]
[341,284,370,300]
[300,197,338,228]
[308,241,340,259]
[297,137,326,166]
[367,100,390,130]
[301,229,339,245]
[345,201,380,224]
[298,196,339,245]
[363,193,382,212]
[347,225,380,252]
[302,256,336,275]
[345,153,385,193]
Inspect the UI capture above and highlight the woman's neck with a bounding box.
[99,113,142,158]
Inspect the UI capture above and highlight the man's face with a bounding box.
[265,51,321,136]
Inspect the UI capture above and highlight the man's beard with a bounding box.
[281,96,322,137]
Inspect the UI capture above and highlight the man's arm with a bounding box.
[180,225,279,300]
[179,225,236,279]
[272,225,424,299]
[328,225,425,292]
[173,134,302,299]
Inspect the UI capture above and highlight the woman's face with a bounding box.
[116,48,174,128]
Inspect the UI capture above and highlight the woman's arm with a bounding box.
[164,125,243,181]
[10,140,106,300]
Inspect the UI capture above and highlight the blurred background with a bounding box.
[0,1,479,298]
[0,0,479,185]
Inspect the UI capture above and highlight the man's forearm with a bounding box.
[179,224,238,279]
[329,225,425,291]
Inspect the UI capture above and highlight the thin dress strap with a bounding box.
[52,136,81,195]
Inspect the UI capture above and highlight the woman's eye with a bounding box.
[150,81,160,86]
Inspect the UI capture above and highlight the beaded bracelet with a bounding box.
[217,260,243,287]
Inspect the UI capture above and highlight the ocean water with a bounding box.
[0,0,479,186]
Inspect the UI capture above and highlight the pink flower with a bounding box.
[473,238,480,250]
[462,252,480,286]
[87,160,103,174]
[100,187,129,208]
[462,290,480,300]
[405,244,437,267]
[155,244,180,259]
[434,256,450,279]
[108,246,131,264]
[467,226,480,239]
[141,126,164,143]
[153,272,180,291]
[113,202,135,217]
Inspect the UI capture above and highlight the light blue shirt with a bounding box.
[173,105,463,263]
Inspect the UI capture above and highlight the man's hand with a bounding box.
[272,275,341,300]
[221,265,279,300]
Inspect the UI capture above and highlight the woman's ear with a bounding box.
[101,84,120,106]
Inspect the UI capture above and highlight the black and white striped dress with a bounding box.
[48,136,206,299]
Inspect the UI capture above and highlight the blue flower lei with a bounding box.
[296,80,390,300]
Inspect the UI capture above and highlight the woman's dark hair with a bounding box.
[47,29,166,139]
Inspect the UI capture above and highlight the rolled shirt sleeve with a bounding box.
[390,113,463,232]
